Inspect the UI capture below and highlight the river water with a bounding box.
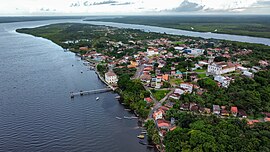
[0,18,269,152]
[0,20,153,152]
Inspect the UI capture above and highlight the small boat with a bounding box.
[115,117,122,120]
[96,97,99,100]
[141,131,147,134]
[81,71,83,73]
[137,135,145,139]
[139,140,147,145]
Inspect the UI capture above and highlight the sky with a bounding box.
[0,0,270,16]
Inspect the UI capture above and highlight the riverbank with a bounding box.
[86,15,270,39]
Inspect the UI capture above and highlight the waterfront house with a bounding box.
[105,70,118,84]
[213,105,221,115]
[238,109,247,118]
[156,119,171,129]
[231,107,238,117]
[153,110,163,120]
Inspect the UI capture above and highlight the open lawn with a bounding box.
[151,89,170,101]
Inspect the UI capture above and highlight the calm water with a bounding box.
[0,20,153,152]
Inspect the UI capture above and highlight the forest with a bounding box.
[164,113,270,152]
[89,15,270,38]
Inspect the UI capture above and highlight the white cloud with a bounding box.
[0,0,269,15]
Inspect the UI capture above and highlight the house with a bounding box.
[214,75,231,88]
[213,105,221,115]
[144,97,153,103]
[243,71,254,78]
[127,60,138,68]
[157,119,171,129]
[140,74,152,83]
[247,120,259,125]
[180,83,193,93]
[183,49,204,56]
[170,88,184,100]
[175,70,183,78]
[231,106,238,117]
[207,62,236,75]
[162,74,169,81]
[147,47,159,56]
[238,109,247,118]
[153,110,163,120]
[105,70,118,84]
[264,117,270,122]
[221,109,229,116]
[180,103,190,111]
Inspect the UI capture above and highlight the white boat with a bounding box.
[96,97,99,100]
[115,117,122,120]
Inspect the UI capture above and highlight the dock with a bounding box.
[70,87,112,98]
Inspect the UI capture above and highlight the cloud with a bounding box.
[92,0,118,5]
[110,2,134,6]
[170,0,203,12]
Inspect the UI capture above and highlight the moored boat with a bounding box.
[137,134,145,139]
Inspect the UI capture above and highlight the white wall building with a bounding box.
[105,71,118,84]
[214,75,231,88]
[180,83,193,93]
[147,47,159,56]
[207,62,236,75]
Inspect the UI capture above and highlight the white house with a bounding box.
[105,70,118,84]
[207,62,236,75]
[214,75,231,88]
[243,71,254,78]
[147,47,159,56]
[180,83,193,93]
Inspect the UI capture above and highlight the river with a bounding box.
[0,20,154,152]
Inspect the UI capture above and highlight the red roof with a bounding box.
[157,119,170,128]
[231,107,238,113]
[144,97,153,103]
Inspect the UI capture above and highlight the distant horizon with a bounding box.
[1,0,270,16]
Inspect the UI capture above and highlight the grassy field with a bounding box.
[151,89,170,101]
[88,15,270,38]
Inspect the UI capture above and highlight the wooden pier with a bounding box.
[70,88,112,98]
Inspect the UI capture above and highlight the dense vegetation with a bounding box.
[164,113,270,152]
[89,15,270,38]
[117,74,151,119]
[16,23,187,57]
[144,120,160,145]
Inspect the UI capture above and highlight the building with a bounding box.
[213,105,221,115]
[180,83,193,93]
[105,70,118,84]
[207,62,236,75]
[146,47,159,56]
[231,106,238,117]
[214,75,231,88]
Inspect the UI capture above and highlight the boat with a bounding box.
[96,97,99,100]
[115,117,122,120]
[141,131,147,134]
[137,135,145,139]
[139,140,147,145]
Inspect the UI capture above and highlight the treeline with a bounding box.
[117,74,151,119]
[164,113,270,152]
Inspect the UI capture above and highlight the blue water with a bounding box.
[0,21,153,152]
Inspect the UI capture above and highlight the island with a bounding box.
[17,23,270,152]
